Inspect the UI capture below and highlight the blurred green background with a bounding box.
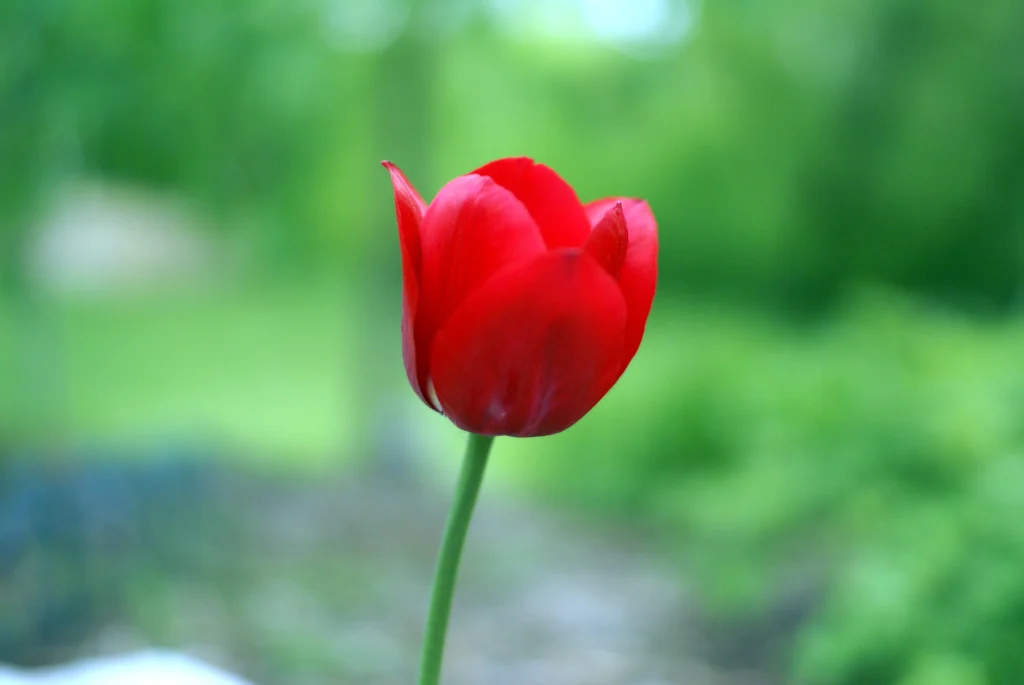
[2,0,1024,683]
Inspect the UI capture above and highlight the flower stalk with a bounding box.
[416,433,495,685]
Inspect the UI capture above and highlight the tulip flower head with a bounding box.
[384,157,658,438]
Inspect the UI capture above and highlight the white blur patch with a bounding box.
[322,0,409,53]
[486,0,693,54]
[581,0,671,43]
[580,0,695,57]
[0,651,256,685]
[26,181,222,297]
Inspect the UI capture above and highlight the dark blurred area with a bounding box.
[1,0,1023,683]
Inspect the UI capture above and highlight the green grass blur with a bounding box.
[2,277,360,460]
[2,0,1024,682]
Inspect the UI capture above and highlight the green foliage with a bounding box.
[1,0,377,265]
[0,278,364,458]
[3,0,1022,308]
[512,296,1024,683]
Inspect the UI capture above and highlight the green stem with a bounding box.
[417,433,495,685]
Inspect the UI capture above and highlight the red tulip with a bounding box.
[383,157,658,437]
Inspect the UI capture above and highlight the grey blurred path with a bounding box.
[0,453,770,685]
[156,467,766,685]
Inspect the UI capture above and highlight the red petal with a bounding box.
[430,250,628,437]
[583,202,627,279]
[415,173,547,402]
[383,161,433,409]
[474,157,591,250]
[585,198,658,370]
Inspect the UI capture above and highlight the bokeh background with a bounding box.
[2,0,1024,683]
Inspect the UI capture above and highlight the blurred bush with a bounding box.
[514,294,1024,684]
[3,0,1022,310]
[1,0,390,279]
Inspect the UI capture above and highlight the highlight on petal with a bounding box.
[383,160,433,409]
[474,157,592,250]
[585,197,658,369]
[430,250,628,438]
[583,202,628,279]
[414,174,547,403]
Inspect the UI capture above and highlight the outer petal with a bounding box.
[415,174,547,403]
[474,157,591,250]
[383,161,432,408]
[585,198,658,370]
[430,250,628,438]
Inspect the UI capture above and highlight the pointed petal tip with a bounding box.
[584,201,628,279]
